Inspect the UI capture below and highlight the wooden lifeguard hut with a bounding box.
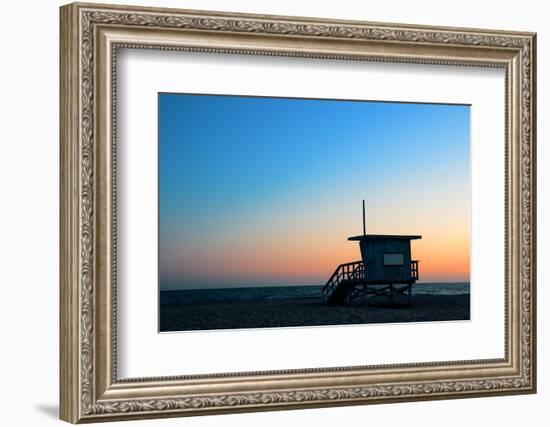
[322,201,421,304]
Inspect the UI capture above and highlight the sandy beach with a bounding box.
[160,294,470,332]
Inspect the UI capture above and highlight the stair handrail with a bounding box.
[322,260,364,299]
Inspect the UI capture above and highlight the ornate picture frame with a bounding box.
[60,2,536,423]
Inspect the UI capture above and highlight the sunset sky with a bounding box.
[159,93,470,290]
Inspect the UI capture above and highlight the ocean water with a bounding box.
[413,282,470,295]
[160,282,470,305]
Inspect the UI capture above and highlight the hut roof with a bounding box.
[348,234,422,241]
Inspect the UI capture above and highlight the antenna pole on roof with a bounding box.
[362,199,366,237]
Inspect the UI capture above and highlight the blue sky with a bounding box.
[159,93,470,290]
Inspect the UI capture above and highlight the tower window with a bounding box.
[383,253,404,266]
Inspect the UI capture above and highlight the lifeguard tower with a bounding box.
[322,201,421,304]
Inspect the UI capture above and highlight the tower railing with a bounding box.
[322,260,420,301]
[411,260,419,280]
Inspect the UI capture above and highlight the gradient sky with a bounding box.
[159,93,470,290]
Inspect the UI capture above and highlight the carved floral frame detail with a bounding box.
[60,2,536,423]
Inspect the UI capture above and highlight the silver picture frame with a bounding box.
[60,2,536,422]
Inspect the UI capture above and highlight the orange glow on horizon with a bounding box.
[161,221,470,285]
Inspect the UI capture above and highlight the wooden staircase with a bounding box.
[321,260,365,304]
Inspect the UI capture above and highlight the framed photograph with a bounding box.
[60,2,537,423]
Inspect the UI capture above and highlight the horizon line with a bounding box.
[160,281,471,292]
